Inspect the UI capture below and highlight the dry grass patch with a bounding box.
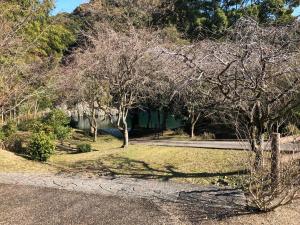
[0,131,248,185]
[49,134,248,185]
[0,149,56,173]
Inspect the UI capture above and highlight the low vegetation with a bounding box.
[76,143,92,153]
[27,132,56,162]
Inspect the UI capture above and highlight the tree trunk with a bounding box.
[90,104,97,142]
[254,149,263,170]
[93,126,98,142]
[190,112,200,139]
[122,118,129,148]
[191,122,195,139]
[251,128,265,170]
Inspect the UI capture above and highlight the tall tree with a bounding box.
[0,0,76,123]
[154,0,299,39]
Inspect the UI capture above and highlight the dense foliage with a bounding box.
[27,132,55,161]
[154,0,299,38]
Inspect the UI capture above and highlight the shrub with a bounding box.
[41,109,72,141]
[27,132,55,161]
[18,119,42,132]
[43,109,70,128]
[3,135,23,153]
[1,121,17,138]
[77,143,92,153]
[55,126,72,143]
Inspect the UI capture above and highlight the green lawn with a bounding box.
[0,132,249,185]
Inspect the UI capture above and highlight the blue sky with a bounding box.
[51,0,90,15]
[294,7,300,16]
[51,0,300,16]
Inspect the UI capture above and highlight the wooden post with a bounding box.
[271,133,281,188]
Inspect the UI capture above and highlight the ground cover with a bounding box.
[0,131,247,185]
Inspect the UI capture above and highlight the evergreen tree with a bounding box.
[155,0,299,39]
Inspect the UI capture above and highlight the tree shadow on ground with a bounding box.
[53,156,253,222]
[167,188,257,222]
[55,155,247,182]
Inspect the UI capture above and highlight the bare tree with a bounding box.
[210,18,300,168]
[58,35,111,142]
[69,24,161,147]
[150,42,220,138]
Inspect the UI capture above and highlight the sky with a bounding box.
[294,7,300,16]
[51,0,90,15]
[51,0,300,16]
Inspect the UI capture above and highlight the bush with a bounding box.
[77,143,92,153]
[43,109,70,128]
[1,121,17,138]
[18,119,42,132]
[3,135,23,153]
[55,126,72,143]
[27,132,55,161]
[41,109,72,141]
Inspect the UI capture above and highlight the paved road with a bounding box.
[0,173,247,225]
[0,184,169,225]
[131,139,300,152]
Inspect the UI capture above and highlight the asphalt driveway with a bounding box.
[0,173,247,225]
[0,184,171,225]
